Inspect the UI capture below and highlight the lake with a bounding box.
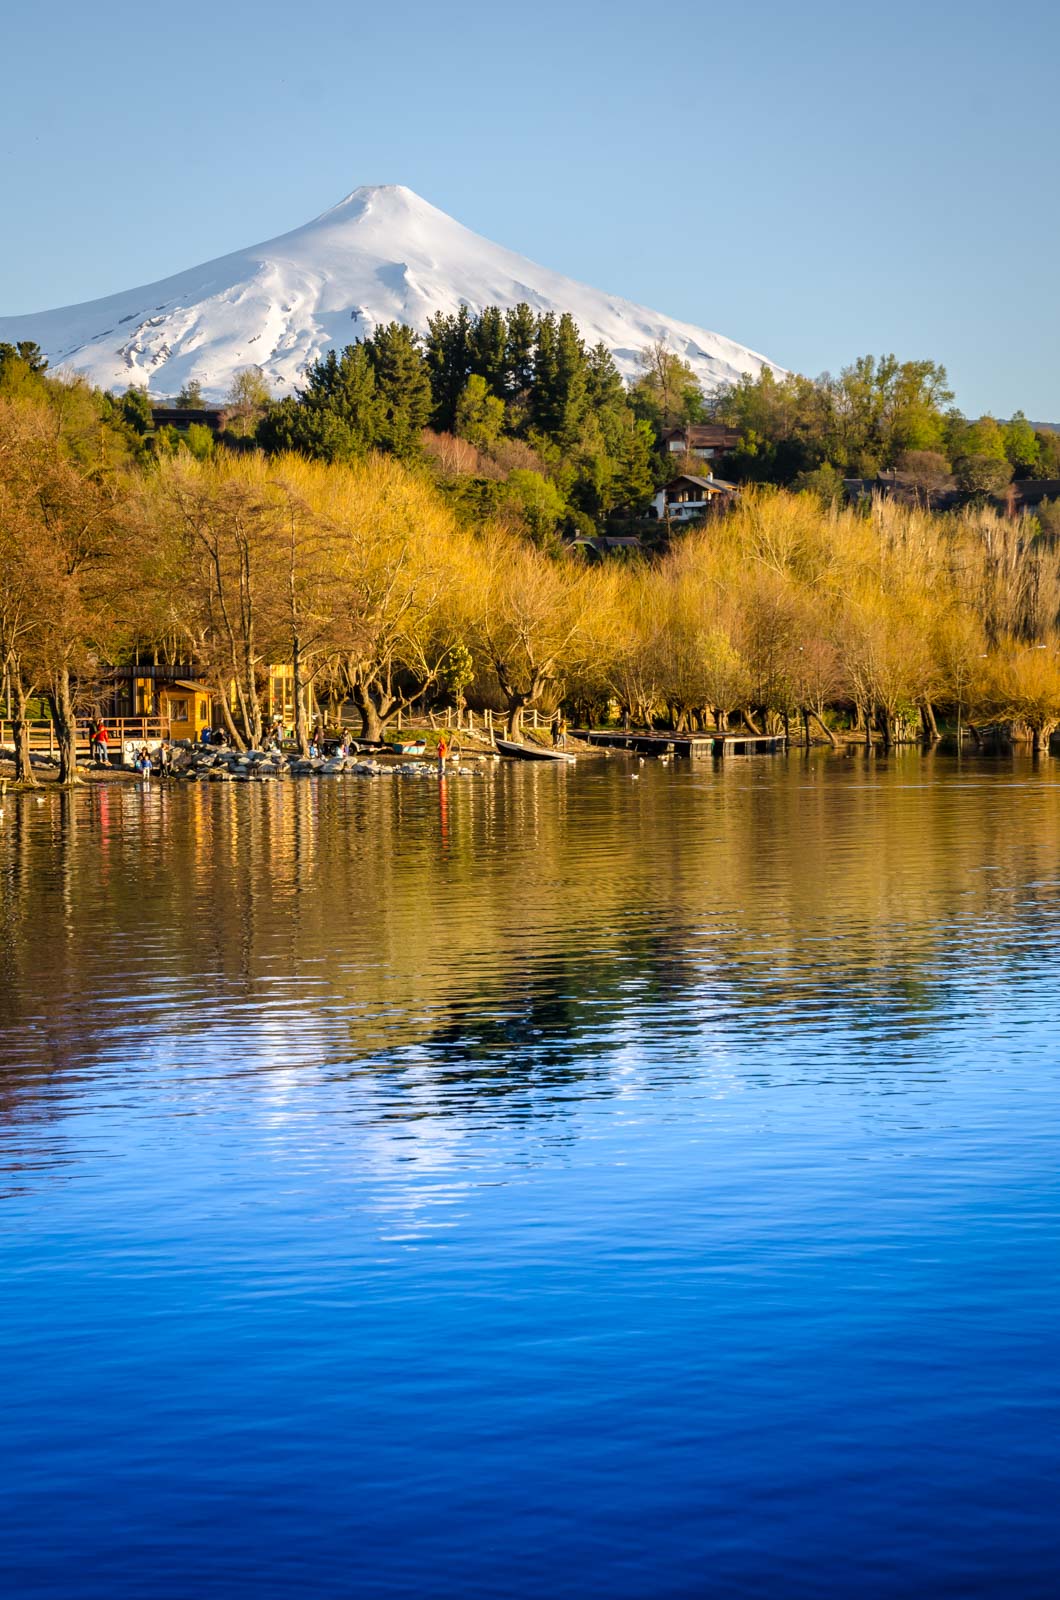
[2,752,1059,1598]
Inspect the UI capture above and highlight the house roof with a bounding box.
[165,680,212,694]
[666,474,738,493]
[661,424,741,445]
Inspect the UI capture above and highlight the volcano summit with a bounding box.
[0,185,781,400]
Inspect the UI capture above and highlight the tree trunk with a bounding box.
[1034,721,1055,755]
[506,701,529,738]
[50,668,81,787]
[742,707,763,735]
[218,692,245,750]
[11,672,38,787]
[880,708,894,751]
[351,682,385,744]
[864,705,874,749]
[920,701,940,744]
[802,707,811,749]
[292,634,309,756]
[810,709,838,749]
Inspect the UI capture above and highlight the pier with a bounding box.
[570,730,787,758]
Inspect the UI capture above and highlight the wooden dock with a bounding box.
[571,729,786,758]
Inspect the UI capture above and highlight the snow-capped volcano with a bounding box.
[0,185,781,400]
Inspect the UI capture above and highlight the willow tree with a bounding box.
[257,464,343,754]
[470,532,600,737]
[0,398,50,783]
[604,567,669,728]
[985,641,1060,753]
[153,456,281,748]
[0,385,128,783]
[320,456,467,741]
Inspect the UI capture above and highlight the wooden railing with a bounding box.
[0,718,169,759]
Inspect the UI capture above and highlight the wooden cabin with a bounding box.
[106,666,215,740]
[150,406,230,434]
[652,473,739,524]
[660,424,741,464]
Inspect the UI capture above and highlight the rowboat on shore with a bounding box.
[495,738,575,763]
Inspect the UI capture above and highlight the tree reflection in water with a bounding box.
[2,752,1059,1136]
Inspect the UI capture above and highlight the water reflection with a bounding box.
[2,753,1060,1115]
[3,755,1060,1598]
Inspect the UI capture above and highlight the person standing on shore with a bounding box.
[95,721,110,767]
[437,734,448,776]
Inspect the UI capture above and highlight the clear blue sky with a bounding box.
[3,0,1057,417]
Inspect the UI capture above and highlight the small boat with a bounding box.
[495,738,575,763]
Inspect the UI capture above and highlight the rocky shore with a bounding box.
[0,741,497,787]
[167,745,491,781]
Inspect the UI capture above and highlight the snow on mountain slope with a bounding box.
[0,185,782,401]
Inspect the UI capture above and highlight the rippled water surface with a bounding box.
[2,753,1060,1597]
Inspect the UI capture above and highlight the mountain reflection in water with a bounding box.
[1,754,1059,1598]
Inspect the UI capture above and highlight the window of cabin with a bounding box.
[168,698,189,723]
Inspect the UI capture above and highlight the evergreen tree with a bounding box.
[554,314,590,447]
[258,394,372,463]
[259,345,381,460]
[364,322,432,457]
[613,419,657,512]
[470,306,509,396]
[505,303,537,397]
[0,340,48,379]
[586,342,627,415]
[120,385,154,436]
[531,312,590,445]
[425,305,473,432]
[531,312,560,435]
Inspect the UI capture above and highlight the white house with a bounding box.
[652,473,739,524]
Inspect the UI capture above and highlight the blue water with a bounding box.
[2,756,1059,1596]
